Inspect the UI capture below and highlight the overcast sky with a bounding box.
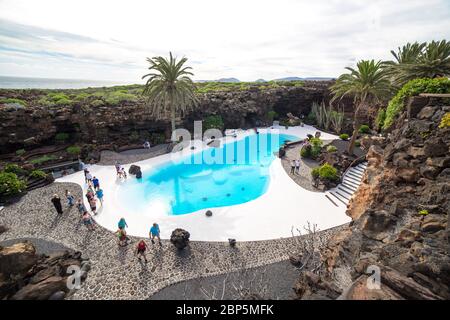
[0,0,449,82]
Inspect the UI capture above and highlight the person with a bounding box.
[149,223,162,246]
[120,167,127,179]
[92,176,100,190]
[295,159,301,174]
[85,171,93,186]
[65,190,75,207]
[89,196,97,215]
[116,228,129,246]
[79,158,87,171]
[51,194,63,214]
[85,188,95,202]
[82,211,95,231]
[118,217,128,230]
[135,240,148,263]
[96,188,104,204]
[143,140,151,149]
[290,160,296,175]
[115,161,121,176]
[77,199,87,215]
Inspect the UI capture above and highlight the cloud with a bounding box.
[0,0,449,82]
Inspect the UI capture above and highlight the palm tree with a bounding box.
[387,40,450,86]
[142,52,198,140]
[383,42,426,86]
[331,60,392,154]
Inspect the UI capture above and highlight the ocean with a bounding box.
[0,75,133,89]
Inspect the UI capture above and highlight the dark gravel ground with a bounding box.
[150,260,299,300]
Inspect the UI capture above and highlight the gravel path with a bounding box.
[98,144,170,165]
[0,237,69,255]
[0,182,347,300]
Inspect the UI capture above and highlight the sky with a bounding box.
[0,0,449,83]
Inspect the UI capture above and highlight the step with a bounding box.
[343,179,359,188]
[344,176,361,185]
[325,194,339,207]
[352,167,365,174]
[335,190,350,201]
[338,186,354,196]
[342,182,358,191]
[357,164,367,170]
[346,172,362,180]
[329,191,347,205]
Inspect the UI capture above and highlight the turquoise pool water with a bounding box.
[119,133,298,215]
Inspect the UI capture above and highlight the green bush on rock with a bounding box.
[29,170,47,179]
[311,163,339,181]
[66,146,81,155]
[339,133,349,140]
[326,145,338,153]
[0,172,26,196]
[203,115,224,131]
[359,124,370,134]
[3,163,26,176]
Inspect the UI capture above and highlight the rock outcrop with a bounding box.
[0,82,337,154]
[296,97,450,300]
[0,241,90,300]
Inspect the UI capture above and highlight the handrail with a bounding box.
[342,153,367,179]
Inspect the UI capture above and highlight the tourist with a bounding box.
[119,167,127,179]
[92,176,100,190]
[149,223,162,246]
[89,196,97,215]
[85,188,95,202]
[135,240,148,263]
[96,188,104,204]
[116,228,129,246]
[143,140,151,149]
[82,211,95,231]
[295,159,301,174]
[77,199,87,215]
[65,190,75,207]
[290,160,296,174]
[51,194,63,215]
[115,161,121,176]
[85,170,93,186]
[118,217,128,230]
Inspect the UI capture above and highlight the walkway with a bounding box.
[0,182,347,299]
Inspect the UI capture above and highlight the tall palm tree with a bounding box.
[383,42,426,86]
[142,52,198,140]
[331,60,392,154]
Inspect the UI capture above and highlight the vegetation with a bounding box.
[339,133,349,140]
[326,145,338,153]
[419,209,429,216]
[300,137,323,159]
[196,80,304,93]
[439,112,450,128]
[375,108,386,131]
[311,163,339,181]
[0,98,27,106]
[66,146,81,155]
[3,163,26,175]
[29,155,57,165]
[382,78,450,129]
[359,124,370,134]
[0,172,26,196]
[55,132,70,142]
[331,60,391,154]
[142,52,198,138]
[29,170,47,179]
[311,102,332,131]
[203,115,224,131]
[15,149,26,156]
[267,110,278,123]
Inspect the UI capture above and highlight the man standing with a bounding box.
[295,159,301,174]
[51,194,63,215]
[290,160,296,175]
[149,223,162,246]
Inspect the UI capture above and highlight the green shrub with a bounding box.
[383,78,450,130]
[105,91,138,105]
[150,132,166,145]
[267,110,278,123]
[0,172,26,196]
[29,170,47,179]
[326,145,338,153]
[355,140,361,147]
[439,112,450,128]
[0,98,27,106]
[90,99,104,107]
[310,138,323,158]
[15,149,26,156]
[55,132,70,142]
[203,115,224,131]
[376,108,386,130]
[46,93,72,106]
[66,146,81,155]
[300,145,311,158]
[3,163,26,175]
[30,155,57,165]
[359,124,370,134]
[419,209,429,216]
[339,133,349,140]
[311,163,339,181]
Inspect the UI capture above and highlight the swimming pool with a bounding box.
[118,133,298,215]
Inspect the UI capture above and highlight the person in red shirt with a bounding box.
[136,240,148,263]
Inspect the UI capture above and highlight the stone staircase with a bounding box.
[325,161,368,207]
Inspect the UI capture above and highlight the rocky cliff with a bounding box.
[0,81,336,154]
[296,96,450,300]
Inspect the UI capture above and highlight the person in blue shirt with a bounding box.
[96,188,104,205]
[92,176,100,190]
[149,223,162,246]
[118,217,128,230]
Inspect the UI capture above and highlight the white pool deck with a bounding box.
[57,125,351,241]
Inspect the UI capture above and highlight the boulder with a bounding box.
[0,225,8,234]
[11,276,67,300]
[170,228,190,250]
[128,165,141,175]
[0,242,38,277]
[205,210,213,217]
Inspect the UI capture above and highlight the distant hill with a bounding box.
[273,76,334,81]
[255,79,267,82]
[216,78,240,83]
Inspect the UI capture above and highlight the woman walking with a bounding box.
[82,211,95,231]
[88,196,97,215]
[96,188,104,205]
[118,217,128,230]
[135,240,148,263]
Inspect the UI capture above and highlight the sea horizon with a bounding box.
[0,75,135,90]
